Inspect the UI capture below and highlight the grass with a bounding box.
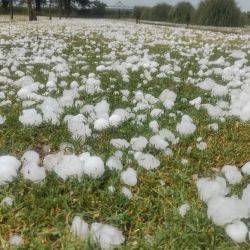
[0,19,250,249]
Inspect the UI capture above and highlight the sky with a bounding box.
[102,0,250,11]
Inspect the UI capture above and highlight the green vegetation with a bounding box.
[135,0,245,27]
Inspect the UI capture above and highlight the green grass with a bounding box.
[0,21,250,249]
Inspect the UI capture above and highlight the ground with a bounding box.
[0,17,250,249]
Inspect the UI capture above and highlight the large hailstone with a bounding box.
[21,150,40,165]
[130,136,148,151]
[121,168,137,186]
[53,155,84,180]
[90,223,125,250]
[221,165,242,185]
[106,156,123,171]
[149,135,169,150]
[19,109,43,126]
[225,221,248,243]
[176,115,196,136]
[0,156,21,185]
[135,152,160,170]
[21,162,46,182]
[241,161,250,175]
[94,118,109,131]
[71,216,89,241]
[83,156,105,179]
[196,177,229,203]
[207,196,248,226]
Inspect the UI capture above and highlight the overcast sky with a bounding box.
[102,0,250,11]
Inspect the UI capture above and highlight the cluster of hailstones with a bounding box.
[197,162,250,243]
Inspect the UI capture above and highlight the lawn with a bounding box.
[0,18,250,249]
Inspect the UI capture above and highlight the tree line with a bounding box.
[1,0,250,27]
[0,0,105,20]
[134,0,248,27]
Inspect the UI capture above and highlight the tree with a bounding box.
[27,0,37,20]
[151,3,173,22]
[195,0,243,27]
[2,0,9,11]
[9,0,13,19]
[169,2,194,24]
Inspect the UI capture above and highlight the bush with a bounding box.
[196,0,244,27]
[150,3,172,22]
[169,2,194,24]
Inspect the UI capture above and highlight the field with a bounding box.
[0,18,250,249]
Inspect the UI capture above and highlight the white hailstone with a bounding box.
[196,177,229,203]
[163,99,175,109]
[178,203,190,217]
[46,80,56,89]
[71,216,89,241]
[108,185,115,193]
[106,156,123,171]
[159,89,177,103]
[176,115,196,136]
[90,223,125,250]
[242,184,250,215]
[43,152,64,171]
[196,142,208,151]
[241,161,250,175]
[159,129,176,144]
[149,135,169,150]
[21,162,46,182]
[96,65,106,71]
[0,156,21,185]
[95,100,109,120]
[66,114,91,140]
[40,97,61,125]
[189,97,201,106]
[135,152,160,170]
[79,152,91,163]
[21,150,40,165]
[1,196,14,206]
[221,165,242,185]
[0,114,6,124]
[208,123,219,131]
[109,114,122,127]
[164,148,173,157]
[114,150,123,159]
[9,234,24,246]
[121,168,137,186]
[207,196,248,226]
[121,186,132,199]
[83,156,105,179]
[196,137,202,142]
[110,139,130,149]
[54,155,84,180]
[149,120,159,133]
[71,81,79,89]
[181,159,189,165]
[130,136,148,151]
[225,221,248,243]
[19,109,43,126]
[150,109,163,118]
[94,118,109,131]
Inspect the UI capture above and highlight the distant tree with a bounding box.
[9,0,13,19]
[91,0,106,17]
[195,0,244,27]
[134,6,142,23]
[140,7,151,20]
[2,0,9,11]
[151,3,172,21]
[169,1,194,24]
[28,0,37,20]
